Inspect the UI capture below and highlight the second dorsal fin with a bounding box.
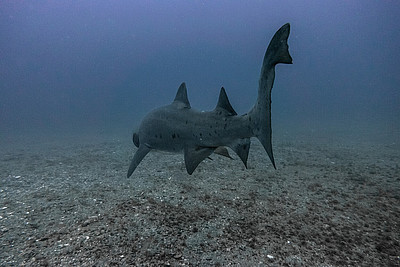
[214,87,237,116]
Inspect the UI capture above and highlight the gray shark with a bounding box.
[128,23,292,177]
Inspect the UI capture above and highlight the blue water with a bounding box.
[1,1,399,141]
[1,2,400,265]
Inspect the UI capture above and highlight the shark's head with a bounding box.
[132,132,140,147]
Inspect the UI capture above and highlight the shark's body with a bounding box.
[128,23,292,177]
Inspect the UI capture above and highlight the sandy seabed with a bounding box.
[1,133,399,266]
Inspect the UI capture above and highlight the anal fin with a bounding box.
[229,138,250,168]
[184,146,215,175]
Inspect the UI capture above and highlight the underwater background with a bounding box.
[1,1,400,266]
[1,1,399,142]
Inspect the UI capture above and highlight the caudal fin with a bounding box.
[250,23,292,169]
[264,23,293,67]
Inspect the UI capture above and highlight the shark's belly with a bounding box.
[139,107,250,152]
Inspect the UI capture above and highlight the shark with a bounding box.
[127,23,292,177]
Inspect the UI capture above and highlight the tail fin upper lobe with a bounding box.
[264,23,293,66]
[250,23,292,169]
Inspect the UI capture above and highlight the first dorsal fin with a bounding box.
[173,82,191,108]
[214,87,237,116]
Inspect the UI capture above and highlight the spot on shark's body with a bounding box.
[127,23,293,177]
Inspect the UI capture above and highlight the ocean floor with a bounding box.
[1,132,399,266]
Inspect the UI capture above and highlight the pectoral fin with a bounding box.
[184,146,215,175]
[127,145,151,177]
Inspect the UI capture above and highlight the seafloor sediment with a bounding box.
[1,134,399,266]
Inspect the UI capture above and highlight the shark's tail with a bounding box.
[249,23,292,169]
